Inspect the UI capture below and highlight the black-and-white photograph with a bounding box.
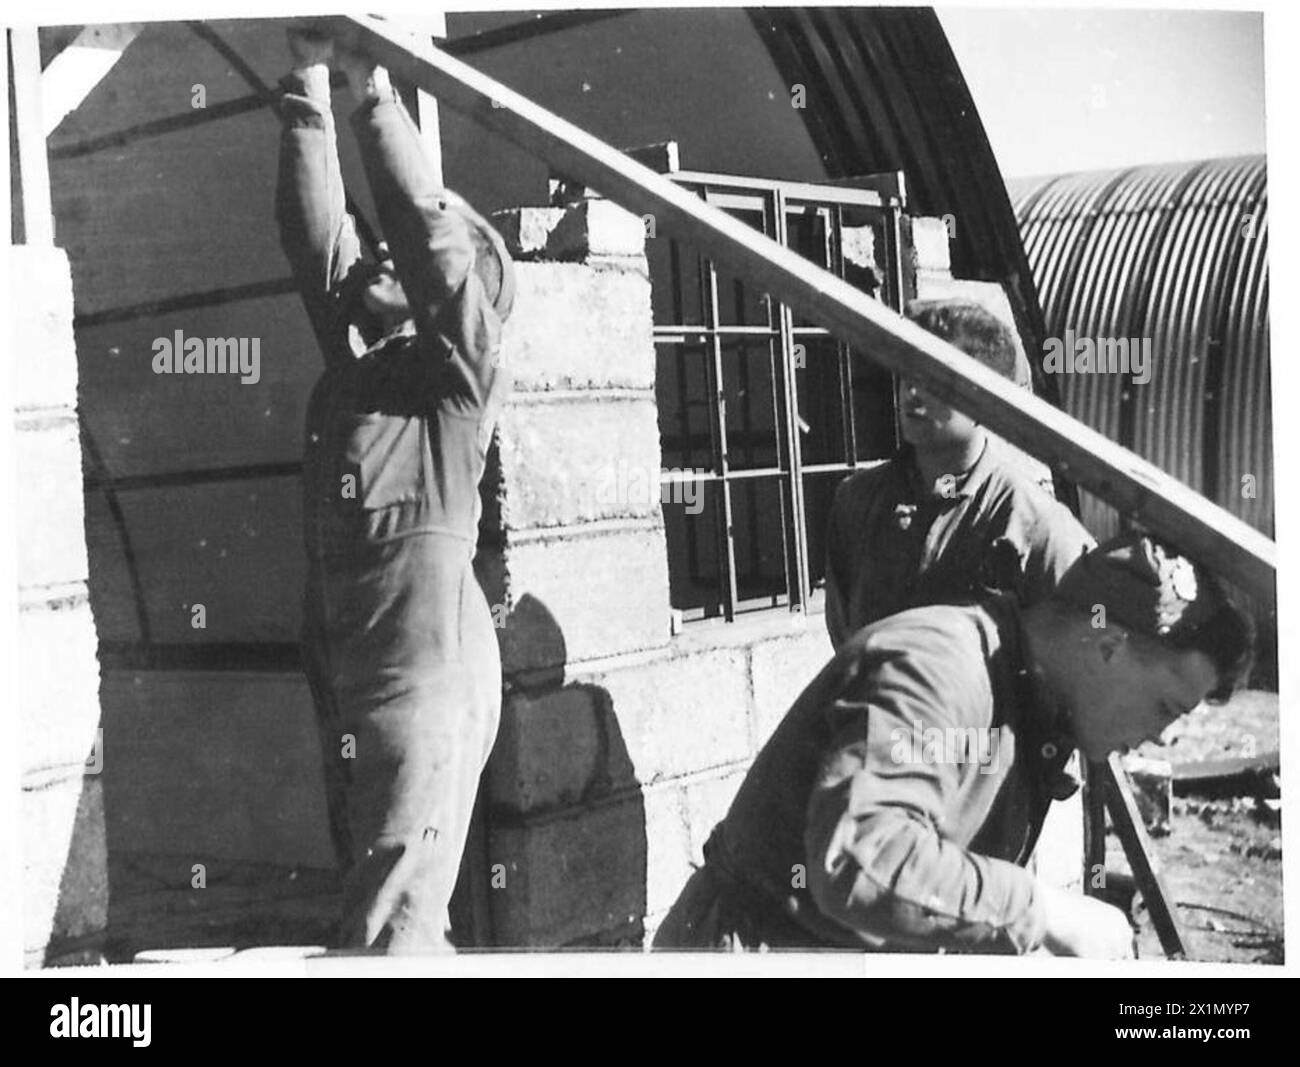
[5,0,1293,998]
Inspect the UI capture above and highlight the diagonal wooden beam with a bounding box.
[335,14,1276,602]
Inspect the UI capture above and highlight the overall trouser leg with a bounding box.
[306,539,501,953]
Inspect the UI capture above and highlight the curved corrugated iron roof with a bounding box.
[751,8,1050,369]
[1008,157,1270,548]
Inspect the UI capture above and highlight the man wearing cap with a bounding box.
[654,533,1253,956]
[825,299,1093,650]
[275,28,515,952]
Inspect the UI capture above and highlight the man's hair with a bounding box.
[1055,532,1258,704]
[905,298,1020,381]
[1139,571,1256,704]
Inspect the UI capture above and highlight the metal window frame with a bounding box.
[653,172,906,623]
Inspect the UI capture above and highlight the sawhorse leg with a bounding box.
[1083,756,1188,959]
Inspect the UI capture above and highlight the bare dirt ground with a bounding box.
[1118,690,1283,964]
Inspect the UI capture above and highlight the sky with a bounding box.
[938,7,1267,178]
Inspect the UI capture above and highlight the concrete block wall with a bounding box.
[13,245,108,966]
[485,626,831,946]
[478,204,838,944]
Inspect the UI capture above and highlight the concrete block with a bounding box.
[907,215,953,274]
[8,244,78,411]
[23,773,96,965]
[19,599,102,779]
[497,527,671,672]
[683,763,749,859]
[643,782,694,919]
[484,652,754,941]
[643,766,751,941]
[501,263,654,393]
[12,241,103,965]
[490,206,566,258]
[749,627,833,747]
[489,648,752,812]
[586,647,751,784]
[15,413,91,591]
[487,797,646,946]
[487,684,635,814]
[546,199,649,260]
[497,396,663,530]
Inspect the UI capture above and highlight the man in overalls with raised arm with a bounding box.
[275,25,515,953]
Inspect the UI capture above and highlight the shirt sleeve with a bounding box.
[274,68,363,366]
[1021,503,1096,606]
[803,638,1048,954]
[349,91,506,417]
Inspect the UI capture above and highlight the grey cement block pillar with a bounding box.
[476,201,670,943]
[13,245,108,965]
[482,200,669,677]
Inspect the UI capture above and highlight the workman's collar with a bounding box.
[900,436,996,501]
[1005,598,1082,801]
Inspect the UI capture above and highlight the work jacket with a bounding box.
[669,595,1080,953]
[824,438,1094,650]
